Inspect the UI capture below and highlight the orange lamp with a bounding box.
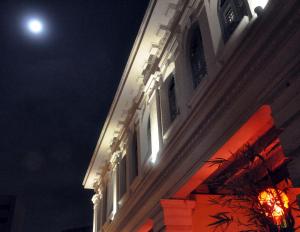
[258,188,289,227]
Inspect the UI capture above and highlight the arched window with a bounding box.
[218,0,250,41]
[189,25,207,88]
[168,74,178,122]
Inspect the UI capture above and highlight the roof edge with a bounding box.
[83,0,158,189]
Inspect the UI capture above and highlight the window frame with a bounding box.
[167,73,178,123]
[146,115,152,159]
[129,127,139,185]
[101,185,107,226]
[106,172,114,220]
[188,23,207,89]
[117,153,127,203]
[218,0,250,42]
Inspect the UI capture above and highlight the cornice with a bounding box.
[85,0,192,189]
[83,0,158,188]
[83,0,189,188]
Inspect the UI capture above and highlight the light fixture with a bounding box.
[258,188,289,227]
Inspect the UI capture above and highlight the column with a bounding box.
[160,199,195,232]
[92,194,101,232]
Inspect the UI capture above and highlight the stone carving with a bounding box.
[91,193,101,206]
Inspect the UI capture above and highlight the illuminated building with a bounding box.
[83,0,300,231]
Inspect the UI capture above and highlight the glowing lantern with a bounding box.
[258,188,289,227]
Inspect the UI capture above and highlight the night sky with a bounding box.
[0,0,149,231]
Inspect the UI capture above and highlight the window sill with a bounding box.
[141,152,156,176]
[129,175,142,194]
[117,192,129,209]
[186,74,211,110]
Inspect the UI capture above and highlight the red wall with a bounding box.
[175,105,274,198]
[192,194,256,232]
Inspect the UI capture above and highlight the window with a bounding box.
[98,199,103,228]
[106,175,113,218]
[189,25,207,88]
[129,129,138,183]
[168,74,178,122]
[218,0,250,41]
[118,155,127,200]
[102,186,107,225]
[147,116,152,157]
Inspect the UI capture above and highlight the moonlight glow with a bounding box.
[27,19,44,34]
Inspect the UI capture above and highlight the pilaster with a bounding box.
[92,194,101,232]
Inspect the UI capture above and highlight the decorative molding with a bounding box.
[149,43,160,56]
[142,55,160,86]
[109,151,121,171]
[165,3,179,17]
[92,176,105,199]
[91,193,101,206]
[156,24,170,37]
[83,0,174,189]
[88,0,189,187]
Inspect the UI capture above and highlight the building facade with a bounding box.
[83,0,300,231]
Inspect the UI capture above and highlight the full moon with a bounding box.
[27,19,43,34]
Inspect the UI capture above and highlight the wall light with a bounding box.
[258,188,289,227]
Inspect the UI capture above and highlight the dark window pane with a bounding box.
[225,7,235,24]
[130,130,138,183]
[147,116,152,156]
[190,26,207,88]
[168,75,178,122]
[102,187,107,225]
[107,177,113,218]
[119,155,127,199]
[219,0,249,41]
